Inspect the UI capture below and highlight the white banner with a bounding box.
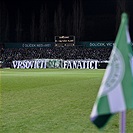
[63,60,98,69]
[12,59,100,69]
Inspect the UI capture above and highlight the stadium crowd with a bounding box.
[0,47,112,62]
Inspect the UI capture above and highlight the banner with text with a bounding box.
[12,59,108,69]
[12,59,62,69]
[5,42,54,48]
[77,41,114,48]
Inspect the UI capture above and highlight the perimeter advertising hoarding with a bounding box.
[4,42,54,48]
[77,41,114,47]
[4,42,114,48]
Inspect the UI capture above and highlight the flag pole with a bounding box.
[120,111,126,133]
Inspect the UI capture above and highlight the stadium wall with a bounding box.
[4,42,114,48]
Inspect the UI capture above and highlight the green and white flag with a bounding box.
[90,13,133,128]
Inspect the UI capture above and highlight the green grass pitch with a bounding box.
[0,69,133,133]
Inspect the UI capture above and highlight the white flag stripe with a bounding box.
[126,26,131,43]
[130,57,133,75]
[90,102,98,118]
[108,83,126,113]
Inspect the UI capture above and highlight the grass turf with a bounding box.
[0,69,133,133]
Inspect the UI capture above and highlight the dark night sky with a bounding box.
[5,0,129,14]
[1,0,133,42]
[6,0,117,15]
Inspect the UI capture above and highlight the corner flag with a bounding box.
[90,13,133,129]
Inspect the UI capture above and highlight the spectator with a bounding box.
[1,46,112,64]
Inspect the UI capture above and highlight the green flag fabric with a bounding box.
[90,13,133,128]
